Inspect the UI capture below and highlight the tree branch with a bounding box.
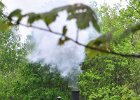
[3,13,140,58]
[14,22,140,58]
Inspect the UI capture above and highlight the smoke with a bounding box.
[26,1,100,88]
[3,0,100,87]
[27,9,100,77]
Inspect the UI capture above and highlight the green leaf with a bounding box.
[58,38,65,45]
[67,4,100,31]
[39,4,100,31]
[86,47,103,58]
[42,12,58,25]
[62,25,67,35]
[58,37,69,45]
[8,9,22,24]
[27,13,41,25]
[88,32,112,47]
[86,33,112,58]
[10,4,100,32]
[8,9,22,19]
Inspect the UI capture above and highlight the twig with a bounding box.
[3,13,140,58]
[16,22,140,58]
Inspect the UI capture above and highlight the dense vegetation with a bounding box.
[0,2,71,99]
[0,0,140,100]
[79,1,140,100]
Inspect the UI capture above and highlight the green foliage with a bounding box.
[6,3,101,46]
[86,0,140,57]
[5,1,140,56]
[7,63,70,99]
[0,63,71,99]
[0,26,71,99]
[79,1,140,100]
[8,4,100,31]
[0,6,10,32]
[0,1,4,8]
[88,85,139,100]
[0,4,71,99]
[0,20,10,32]
[1,0,140,100]
[79,56,140,100]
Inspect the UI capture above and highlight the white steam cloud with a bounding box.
[27,10,100,77]
[3,0,100,85]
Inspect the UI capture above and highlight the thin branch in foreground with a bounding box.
[15,22,140,58]
[3,13,140,58]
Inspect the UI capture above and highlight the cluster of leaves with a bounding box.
[6,3,100,46]
[8,4,100,31]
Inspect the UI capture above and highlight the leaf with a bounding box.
[89,32,112,46]
[39,4,100,31]
[42,12,58,25]
[67,4,100,31]
[8,9,22,24]
[8,9,22,20]
[62,25,67,35]
[86,46,105,58]
[58,37,69,45]
[10,4,100,32]
[86,33,112,58]
[27,13,41,25]
[58,38,65,45]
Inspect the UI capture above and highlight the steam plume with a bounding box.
[27,10,99,77]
